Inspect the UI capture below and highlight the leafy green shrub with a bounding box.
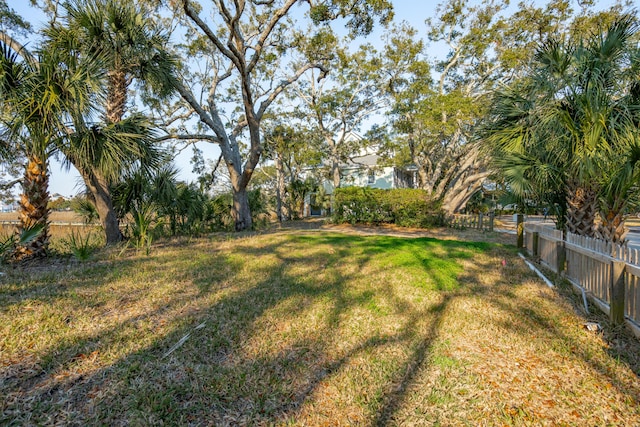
[288,177,319,219]
[248,188,270,229]
[207,193,234,231]
[332,187,445,228]
[161,183,208,236]
[131,208,157,254]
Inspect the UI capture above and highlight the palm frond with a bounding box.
[60,113,163,182]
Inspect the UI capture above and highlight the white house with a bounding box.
[304,132,418,216]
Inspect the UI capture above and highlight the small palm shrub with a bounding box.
[0,223,46,262]
[63,230,95,261]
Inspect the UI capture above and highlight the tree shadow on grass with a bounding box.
[477,257,640,413]
[371,293,453,426]
[1,231,501,425]
[0,245,250,413]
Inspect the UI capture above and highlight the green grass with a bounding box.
[1,230,639,425]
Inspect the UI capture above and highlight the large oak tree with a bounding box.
[166,0,392,231]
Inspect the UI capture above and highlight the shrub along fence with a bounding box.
[331,187,497,231]
[524,222,640,338]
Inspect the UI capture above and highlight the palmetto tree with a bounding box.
[58,113,162,244]
[596,142,640,244]
[487,15,640,242]
[45,0,176,244]
[62,0,176,124]
[0,36,100,257]
[111,164,180,248]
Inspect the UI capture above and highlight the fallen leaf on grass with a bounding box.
[583,322,601,332]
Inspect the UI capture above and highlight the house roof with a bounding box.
[345,153,378,168]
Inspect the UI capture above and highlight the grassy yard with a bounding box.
[1,228,639,425]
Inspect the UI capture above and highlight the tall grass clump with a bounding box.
[63,230,96,260]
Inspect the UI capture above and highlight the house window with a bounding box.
[367,170,375,184]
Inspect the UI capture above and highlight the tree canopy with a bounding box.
[486,13,640,242]
[1,0,638,248]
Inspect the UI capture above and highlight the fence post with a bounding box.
[478,213,484,231]
[489,212,494,232]
[516,214,524,248]
[532,231,539,257]
[556,241,566,276]
[610,261,626,325]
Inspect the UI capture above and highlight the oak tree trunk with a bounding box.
[441,178,483,214]
[417,167,429,191]
[332,160,340,189]
[232,187,252,231]
[275,152,288,222]
[327,135,341,189]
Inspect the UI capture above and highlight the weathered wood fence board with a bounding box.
[449,213,494,232]
[523,222,640,337]
[625,264,640,327]
[565,243,611,303]
[524,223,563,271]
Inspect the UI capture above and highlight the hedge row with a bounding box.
[331,187,446,228]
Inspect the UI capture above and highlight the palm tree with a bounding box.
[59,114,163,244]
[0,35,100,257]
[45,0,176,244]
[596,143,640,244]
[61,0,176,124]
[111,164,180,247]
[487,15,640,242]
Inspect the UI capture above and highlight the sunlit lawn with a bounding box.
[1,230,639,425]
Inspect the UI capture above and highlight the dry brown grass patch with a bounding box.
[0,231,638,425]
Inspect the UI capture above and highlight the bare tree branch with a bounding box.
[247,0,298,74]
[182,0,240,69]
[156,133,221,143]
[257,62,328,120]
[173,78,219,133]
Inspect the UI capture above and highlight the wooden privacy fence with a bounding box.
[0,221,99,240]
[449,213,494,232]
[523,222,640,337]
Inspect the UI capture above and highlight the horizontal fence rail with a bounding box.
[0,220,96,227]
[523,222,640,338]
